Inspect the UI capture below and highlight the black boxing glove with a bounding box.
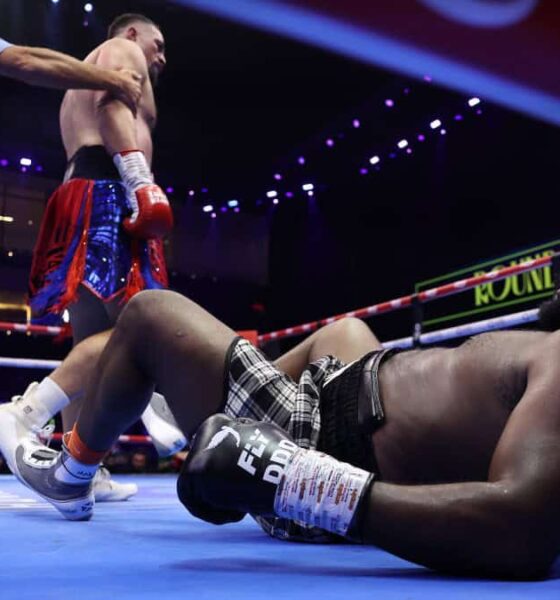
[177,414,375,540]
[177,414,299,525]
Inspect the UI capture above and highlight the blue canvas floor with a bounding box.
[0,473,559,600]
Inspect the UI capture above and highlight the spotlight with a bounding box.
[297,156,305,165]
[352,119,361,128]
[468,97,481,107]
[274,173,282,181]
[440,129,447,135]
[0,159,8,167]
[397,139,408,149]
[165,187,174,194]
[266,191,278,198]
[19,157,32,166]
[417,134,426,142]
[326,138,334,147]
[227,200,239,208]
[202,204,213,213]
[359,168,368,175]
[430,119,442,130]
[272,198,279,205]
[51,0,60,4]
[84,3,93,12]
[385,99,394,108]
[369,156,380,165]
[302,183,314,191]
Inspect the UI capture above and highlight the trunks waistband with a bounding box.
[63,145,120,182]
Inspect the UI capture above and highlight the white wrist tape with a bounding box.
[273,449,372,537]
[113,150,152,192]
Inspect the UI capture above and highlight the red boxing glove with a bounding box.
[113,150,174,239]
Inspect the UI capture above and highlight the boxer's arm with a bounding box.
[0,45,141,108]
[93,39,147,155]
[359,347,560,579]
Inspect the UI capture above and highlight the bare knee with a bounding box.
[117,290,178,336]
[325,317,377,341]
[309,317,381,363]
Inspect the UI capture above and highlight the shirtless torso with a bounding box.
[59,39,157,163]
[376,330,550,484]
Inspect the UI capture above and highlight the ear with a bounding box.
[124,26,138,41]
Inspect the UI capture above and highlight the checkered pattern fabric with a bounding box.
[223,338,347,542]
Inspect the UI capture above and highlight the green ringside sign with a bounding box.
[415,240,560,331]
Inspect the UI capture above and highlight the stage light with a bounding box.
[19,157,32,166]
[0,159,8,167]
[302,183,314,191]
[285,191,294,198]
[430,119,442,129]
[274,173,282,181]
[266,190,278,198]
[0,216,14,223]
[359,168,368,175]
[227,199,239,208]
[297,156,305,165]
[202,204,213,213]
[397,139,408,149]
[440,129,447,135]
[468,97,481,107]
[352,119,361,128]
[326,138,334,147]
[454,114,464,121]
[188,190,195,196]
[165,186,174,194]
[272,198,279,205]
[369,155,380,165]
[234,207,240,213]
[51,0,60,4]
[211,212,217,219]
[220,206,227,213]
[385,99,394,108]
[417,134,426,142]
[84,3,93,13]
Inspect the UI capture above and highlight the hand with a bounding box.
[113,150,174,239]
[111,68,143,115]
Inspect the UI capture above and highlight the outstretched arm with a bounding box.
[0,44,142,111]
[359,339,560,578]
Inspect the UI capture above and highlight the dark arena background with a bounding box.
[0,1,559,597]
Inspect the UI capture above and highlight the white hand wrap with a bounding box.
[273,449,372,537]
[113,150,153,218]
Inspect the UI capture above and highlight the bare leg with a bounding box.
[62,286,122,429]
[76,289,237,450]
[49,330,112,402]
[274,318,382,380]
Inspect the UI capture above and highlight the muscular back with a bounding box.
[375,330,551,484]
[60,39,156,164]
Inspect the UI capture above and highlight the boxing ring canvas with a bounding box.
[0,474,559,599]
